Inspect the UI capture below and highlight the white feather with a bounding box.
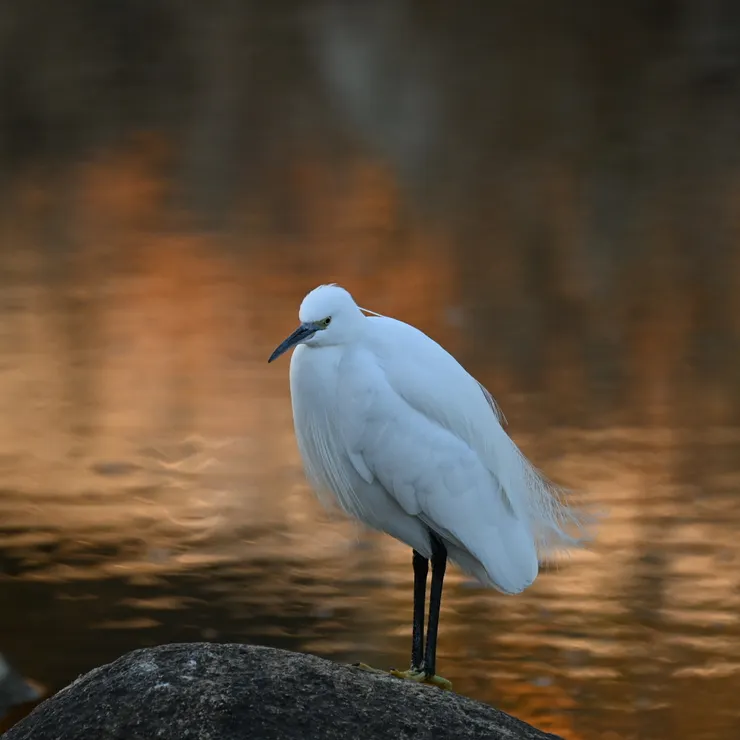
[286,284,588,594]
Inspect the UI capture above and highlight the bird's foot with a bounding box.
[349,662,452,690]
[389,667,453,691]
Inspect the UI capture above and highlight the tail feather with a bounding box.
[486,425,592,561]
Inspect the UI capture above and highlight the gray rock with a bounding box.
[2,643,563,740]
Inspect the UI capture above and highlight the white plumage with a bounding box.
[272,283,584,592]
[268,283,587,684]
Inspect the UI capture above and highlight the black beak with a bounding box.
[268,323,317,363]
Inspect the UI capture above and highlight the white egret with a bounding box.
[268,284,586,689]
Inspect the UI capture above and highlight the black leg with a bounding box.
[423,532,447,678]
[411,550,428,670]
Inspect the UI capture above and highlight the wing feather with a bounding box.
[337,342,539,592]
[363,317,587,558]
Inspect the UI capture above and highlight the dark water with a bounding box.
[0,231,739,740]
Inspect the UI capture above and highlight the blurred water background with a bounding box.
[2,2,740,738]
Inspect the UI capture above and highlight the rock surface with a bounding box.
[2,643,563,740]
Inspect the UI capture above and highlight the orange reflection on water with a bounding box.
[0,150,739,740]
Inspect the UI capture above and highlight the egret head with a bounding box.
[268,284,364,362]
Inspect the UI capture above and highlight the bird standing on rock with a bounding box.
[268,284,587,690]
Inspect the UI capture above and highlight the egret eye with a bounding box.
[319,316,331,328]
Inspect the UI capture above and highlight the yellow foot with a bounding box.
[389,667,453,691]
